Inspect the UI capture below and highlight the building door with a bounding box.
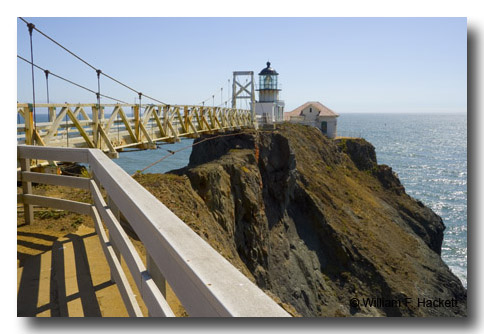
[321,121,328,135]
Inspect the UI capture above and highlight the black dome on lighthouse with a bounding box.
[258,61,279,75]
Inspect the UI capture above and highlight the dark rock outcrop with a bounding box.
[139,123,466,317]
[336,138,377,171]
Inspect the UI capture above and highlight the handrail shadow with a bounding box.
[17,232,60,267]
[17,231,109,317]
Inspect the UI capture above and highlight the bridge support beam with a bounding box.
[92,105,99,149]
[25,104,34,145]
[134,105,140,143]
[48,106,56,123]
[232,71,257,129]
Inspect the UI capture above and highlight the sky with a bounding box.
[17,17,467,114]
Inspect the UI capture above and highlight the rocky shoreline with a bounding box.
[134,123,466,317]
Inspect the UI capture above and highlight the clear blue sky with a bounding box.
[17,17,467,113]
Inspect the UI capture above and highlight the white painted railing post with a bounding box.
[19,156,34,225]
[108,195,122,282]
[147,253,167,317]
[147,254,166,297]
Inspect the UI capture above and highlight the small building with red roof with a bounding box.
[284,101,339,138]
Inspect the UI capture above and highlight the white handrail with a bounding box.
[17,145,290,317]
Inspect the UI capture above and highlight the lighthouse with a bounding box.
[254,61,285,123]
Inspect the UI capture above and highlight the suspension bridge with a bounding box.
[16,18,290,317]
[17,102,254,160]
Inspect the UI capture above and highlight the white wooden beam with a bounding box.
[88,149,290,317]
[90,206,144,317]
[90,180,174,317]
[17,145,90,163]
[23,194,92,215]
[21,171,90,189]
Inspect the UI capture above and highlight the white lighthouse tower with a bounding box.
[254,61,285,123]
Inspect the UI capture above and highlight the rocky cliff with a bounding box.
[135,123,467,317]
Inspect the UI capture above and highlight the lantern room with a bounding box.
[257,62,280,103]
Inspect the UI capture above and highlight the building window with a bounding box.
[321,121,328,134]
[310,108,312,113]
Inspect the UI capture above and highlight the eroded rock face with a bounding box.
[335,138,377,171]
[162,123,467,317]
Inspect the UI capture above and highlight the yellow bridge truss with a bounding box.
[17,103,255,158]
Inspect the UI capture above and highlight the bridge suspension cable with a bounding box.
[44,70,50,104]
[18,17,167,105]
[216,95,232,108]
[198,77,233,107]
[17,55,128,104]
[26,21,37,140]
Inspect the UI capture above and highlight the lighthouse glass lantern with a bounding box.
[257,62,280,103]
[260,72,278,90]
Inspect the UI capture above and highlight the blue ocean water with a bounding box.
[338,113,467,288]
[115,140,194,175]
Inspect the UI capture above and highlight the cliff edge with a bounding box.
[135,123,466,317]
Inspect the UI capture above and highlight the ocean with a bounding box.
[338,113,467,288]
[21,112,468,287]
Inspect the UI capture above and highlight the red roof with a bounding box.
[284,101,339,120]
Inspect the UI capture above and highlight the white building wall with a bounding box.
[317,116,338,138]
[300,106,320,122]
[288,114,338,138]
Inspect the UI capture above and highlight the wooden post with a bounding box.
[92,106,99,149]
[25,105,34,145]
[162,105,168,136]
[48,106,56,123]
[147,253,166,298]
[49,106,58,137]
[251,72,257,129]
[19,157,34,225]
[134,105,140,142]
[183,107,187,134]
[101,106,105,151]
